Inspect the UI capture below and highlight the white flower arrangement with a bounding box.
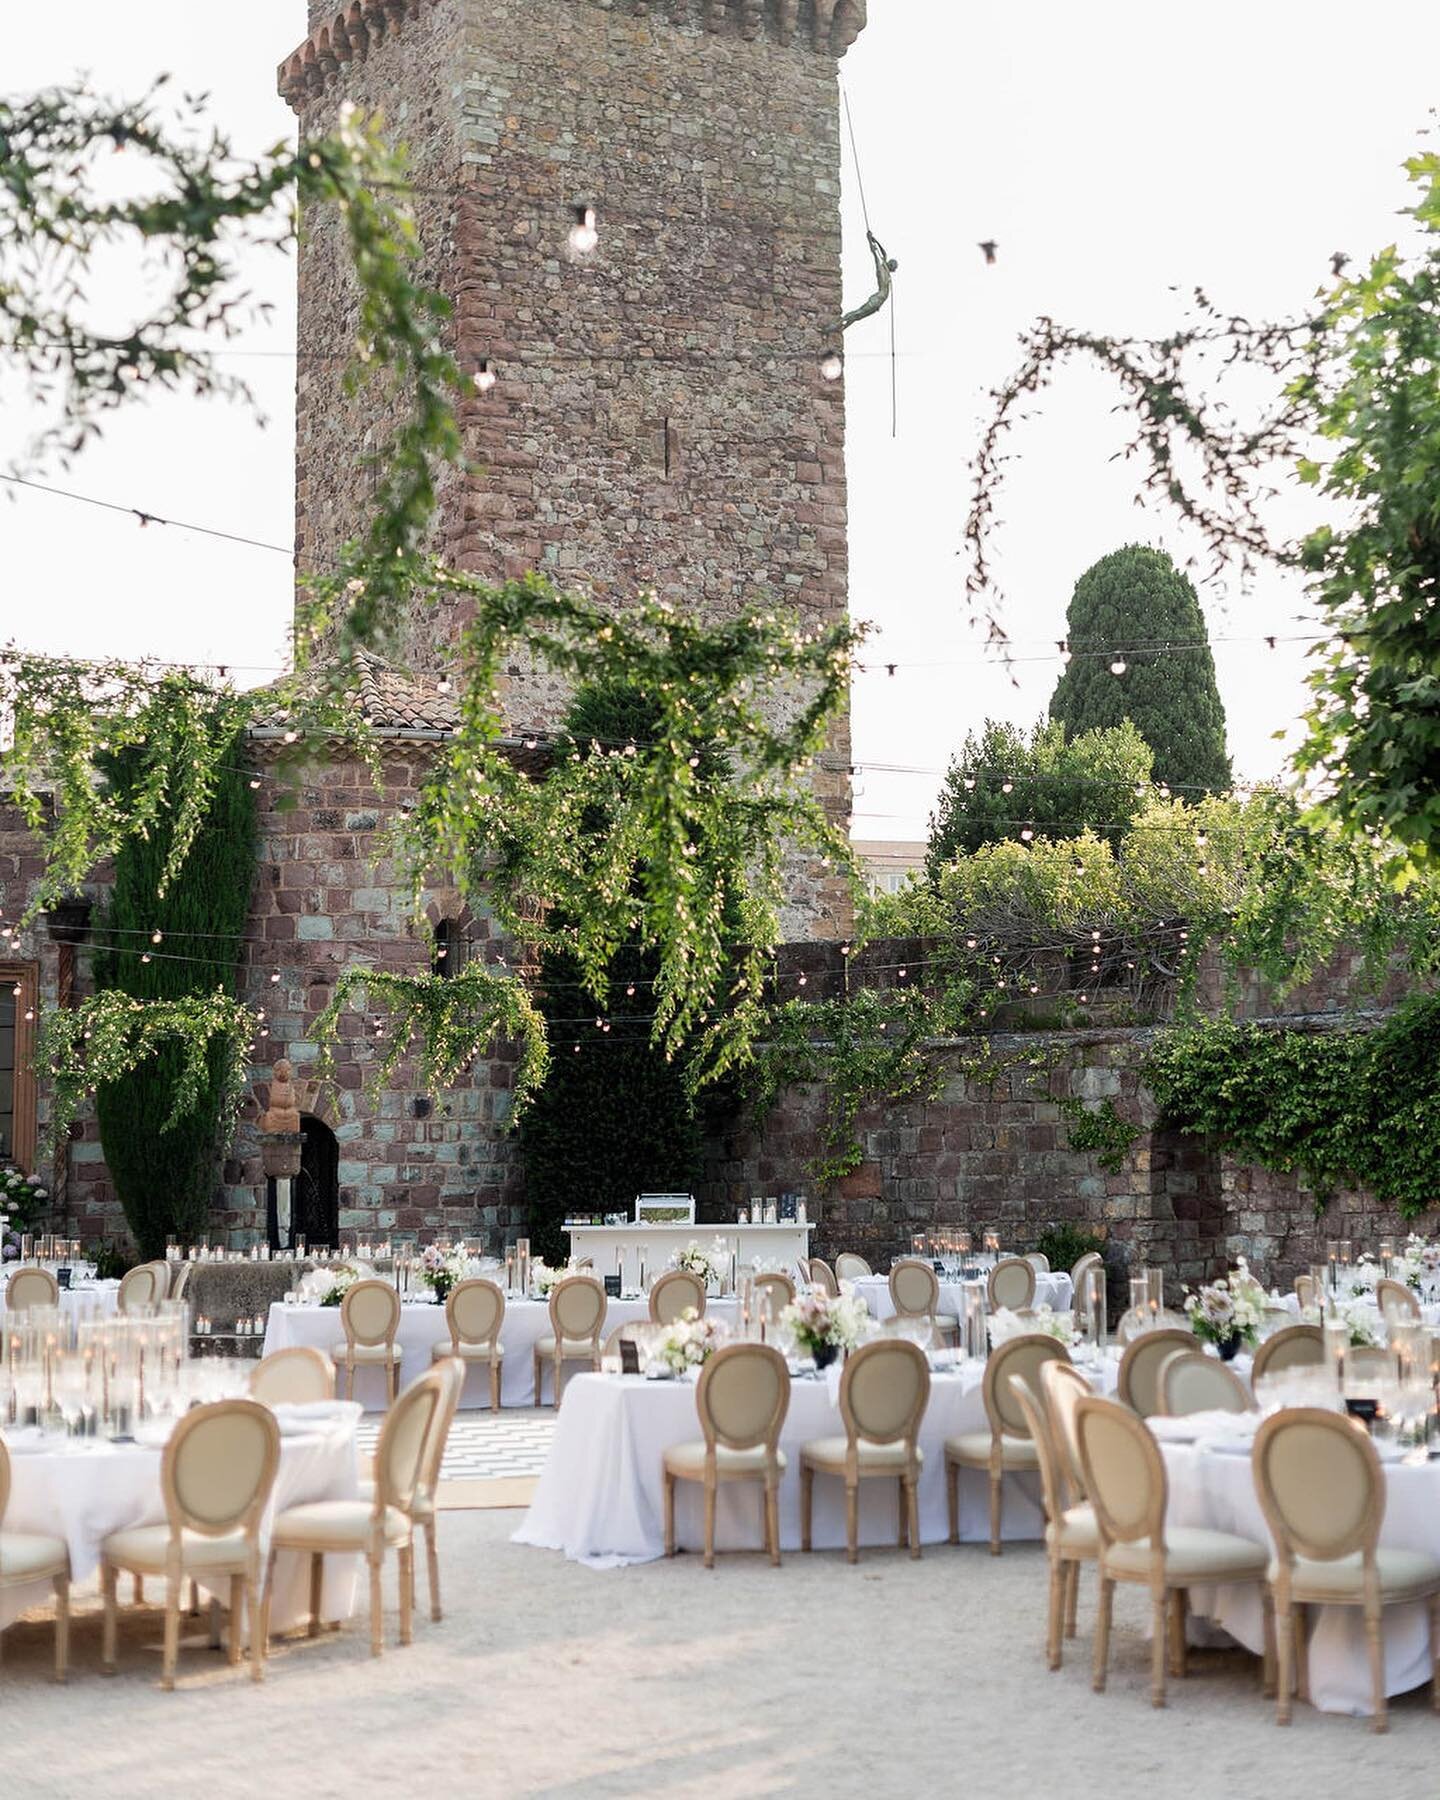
[653,1307,725,1376]
[531,1260,563,1297]
[303,1263,362,1307]
[778,1289,870,1358]
[1398,1233,1440,1291]
[987,1305,1076,1348]
[1348,1253,1380,1297]
[1183,1269,1263,1349]
[1338,1296,1381,1348]
[419,1245,468,1300]
[670,1238,728,1289]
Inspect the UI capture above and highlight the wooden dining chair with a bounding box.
[649,1268,707,1324]
[800,1338,929,1563]
[663,1343,790,1567]
[1376,1277,1421,1325]
[1116,1328,1194,1418]
[835,1253,872,1282]
[1157,1350,1253,1416]
[533,1275,607,1405]
[752,1272,796,1319]
[988,1257,1037,1312]
[5,1266,59,1311]
[1293,1272,1316,1310]
[0,1438,70,1681]
[332,1279,403,1406]
[805,1258,839,1297]
[1010,1375,1097,1670]
[888,1258,957,1343]
[946,1332,1071,1553]
[1251,1323,1324,1383]
[249,1345,335,1407]
[431,1277,506,1410]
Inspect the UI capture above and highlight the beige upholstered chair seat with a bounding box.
[358,1476,434,1523]
[945,1430,1040,1469]
[102,1524,254,1574]
[663,1441,790,1479]
[0,1530,69,1581]
[1103,1526,1268,1583]
[332,1340,402,1365]
[535,1333,602,1358]
[271,1500,411,1549]
[432,1338,502,1361]
[1268,1546,1440,1603]
[801,1435,922,1475]
[1047,1503,1099,1556]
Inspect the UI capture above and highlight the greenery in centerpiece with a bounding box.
[653,1308,724,1376]
[778,1290,869,1366]
[1182,1262,1265,1354]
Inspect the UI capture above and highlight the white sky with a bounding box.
[5,1,1440,839]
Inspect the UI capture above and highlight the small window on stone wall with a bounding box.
[432,919,469,979]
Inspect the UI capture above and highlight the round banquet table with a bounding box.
[1161,1434,1440,1715]
[264,1294,741,1411]
[853,1271,1073,1323]
[514,1349,1118,1568]
[0,1407,361,1635]
[0,1281,120,1331]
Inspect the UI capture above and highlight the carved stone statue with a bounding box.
[260,1058,302,1136]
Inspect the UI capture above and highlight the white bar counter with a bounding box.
[565,1221,813,1277]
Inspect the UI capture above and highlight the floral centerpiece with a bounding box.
[988,1305,1075,1349]
[1337,1296,1381,1348]
[1348,1253,1380,1297]
[1183,1264,1263,1359]
[1399,1233,1440,1292]
[531,1260,563,1298]
[420,1245,467,1303]
[0,1166,48,1258]
[670,1238,729,1291]
[778,1288,869,1369]
[653,1307,725,1376]
[311,1263,362,1307]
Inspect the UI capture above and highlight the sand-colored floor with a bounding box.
[3,1512,1437,1800]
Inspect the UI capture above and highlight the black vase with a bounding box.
[1218,1331,1242,1362]
[812,1341,839,1370]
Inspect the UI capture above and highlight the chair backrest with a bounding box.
[447,1277,505,1347]
[835,1253,872,1282]
[6,1267,59,1311]
[1070,1250,1103,1297]
[982,1333,1071,1439]
[341,1278,402,1346]
[696,1342,790,1453]
[1343,1345,1395,1387]
[1376,1277,1420,1324]
[1011,1376,1068,1529]
[806,1258,839,1298]
[1157,1349,1253,1416]
[1024,1252,1050,1272]
[888,1258,940,1318]
[1253,1407,1382,1568]
[163,1398,280,1539]
[602,1320,648,1358]
[140,1260,172,1301]
[988,1257,1036,1311]
[1116,1328,1194,1417]
[1040,1359,1093,1500]
[840,1338,930,1448]
[650,1269,707,1324]
[417,1356,465,1499]
[249,1345,335,1406]
[1293,1272,1315,1310]
[1250,1323,1324,1382]
[375,1368,445,1513]
[753,1272,796,1315]
[549,1274,607,1344]
[169,1260,193,1302]
[1075,1394,1167,1551]
[117,1264,159,1314]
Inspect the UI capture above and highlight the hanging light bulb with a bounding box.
[472,358,496,393]
[1001,780,1013,794]
[151,928,163,944]
[269,970,280,984]
[1196,829,1208,848]
[1110,657,1127,676]
[141,952,151,964]
[1057,640,1071,665]
[249,777,261,790]
[1020,827,1034,842]
[819,348,844,382]
[568,203,598,255]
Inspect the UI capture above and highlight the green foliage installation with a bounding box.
[1058,1096,1139,1173]
[1049,546,1231,794]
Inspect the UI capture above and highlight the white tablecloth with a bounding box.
[264,1295,741,1410]
[0,1281,120,1331]
[515,1350,1118,1568]
[1,1409,361,1634]
[854,1271,1074,1322]
[1162,1438,1440,1715]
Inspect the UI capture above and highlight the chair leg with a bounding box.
[1365,1604,1388,1733]
[1294,1602,1311,1704]
[1150,1586,1169,1708]
[52,1574,69,1684]
[1260,1589,1277,1698]
[533,1350,542,1406]
[1064,1558,1081,1638]
[845,1480,859,1565]
[162,1574,182,1691]
[1274,1598,1294,1725]
[369,1554,385,1658]
[1046,1553,1065,1671]
[309,1552,324,1637]
[663,1472,676,1557]
[260,1548,278,1649]
[703,1479,717,1570]
[247,1572,264,1683]
[228,1574,244,1665]
[101,1562,118,1673]
[1092,1576,1115,1693]
[398,1546,414,1648]
[425,1519,441,1623]
[134,1574,145,1606]
[345,1362,354,1403]
[1168,1587,1187,1680]
[188,1579,200,1618]
[491,1358,501,1412]
[801,1464,813,1553]
[766,1480,781,1568]
[906,1476,921,1559]
[945,1458,959,1546]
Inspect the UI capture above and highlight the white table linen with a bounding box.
[264,1295,740,1410]
[1,1408,361,1633]
[0,1281,120,1331]
[854,1271,1073,1323]
[1162,1437,1440,1715]
[515,1350,1118,1568]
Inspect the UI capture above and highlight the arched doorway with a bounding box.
[267,1113,339,1250]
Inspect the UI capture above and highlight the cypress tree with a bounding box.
[1049,545,1232,793]
[91,735,255,1258]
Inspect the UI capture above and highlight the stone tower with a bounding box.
[279,0,865,938]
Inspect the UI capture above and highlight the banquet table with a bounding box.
[0,1404,361,1636]
[853,1271,1074,1324]
[0,1281,120,1331]
[1159,1430,1440,1715]
[264,1294,741,1411]
[515,1349,1118,1568]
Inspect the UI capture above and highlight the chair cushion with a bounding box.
[534,1336,600,1357]
[432,1339,502,1360]
[1270,1547,1440,1604]
[944,1431,1040,1469]
[663,1441,789,1478]
[1105,1526,1268,1583]
[331,1341,402,1364]
[1047,1504,1099,1556]
[800,1435,923,1474]
[101,1525,252,1574]
[357,1478,433,1523]
[270,1501,411,1550]
[0,1530,69,1581]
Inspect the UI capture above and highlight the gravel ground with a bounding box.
[2,1512,1436,1800]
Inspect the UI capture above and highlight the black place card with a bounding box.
[603,1274,622,1298]
[619,1339,641,1375]
[56,1266,72,1289]
[1344,1397,1379,1428]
